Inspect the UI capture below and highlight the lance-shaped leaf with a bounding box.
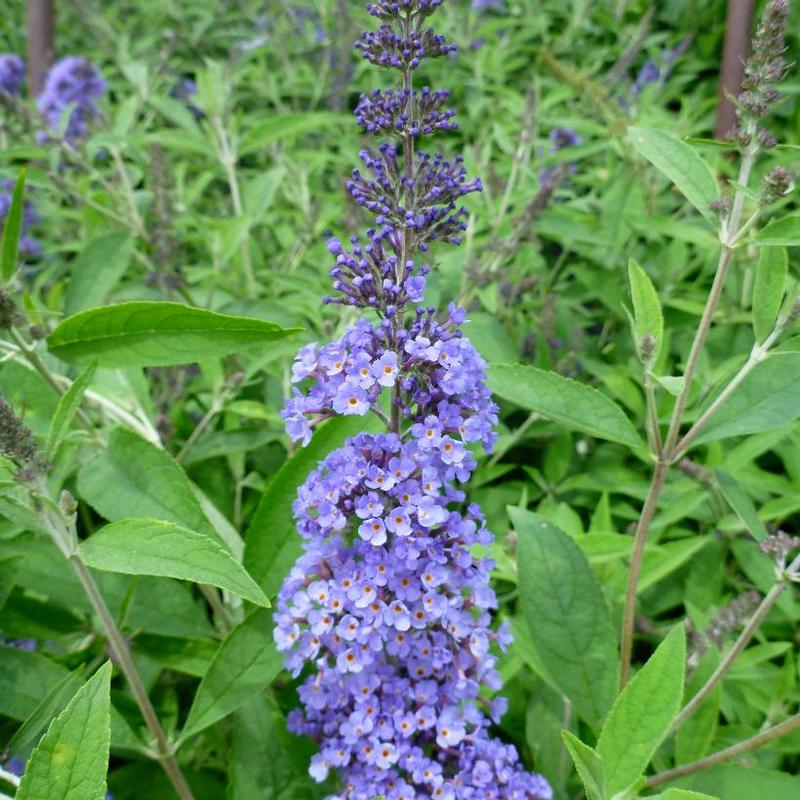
[488,364,645,452]
[752,247,787,344]
[1,168,26,282]
[45,362,96,459]
[513,508,618,730]
[16,662,111,800]
[245,416,381,597]
[562,731,605,800]
[627,258,664,365]
[180,609,282,742]
[47,301,302,368]
[629,128,720,222]
[714,469,768,542]
[64,233,134,314]
[753,214,800,246]
[79,519,269,607]
[694,353,800,443]
[597,625,686,795]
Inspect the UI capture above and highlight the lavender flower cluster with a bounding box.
[1,52,106,144]
[275,2,551,798]
[0,54,25,96]
[37,56,107,143]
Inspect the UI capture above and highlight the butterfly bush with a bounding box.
[275,3,551,799]
[37,56,106,143]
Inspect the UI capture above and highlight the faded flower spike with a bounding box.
[733,0,789,143]
[275,2,552,799]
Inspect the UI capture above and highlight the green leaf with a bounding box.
[649,791,719,800]
[673,764,800,799]
[752,247,787,343]
[512,508,618,730]
[753,214,800,246]
[47,301,302,368]
[245,416,381,597]
[488,364,644,451]
[78,428,217,538]
[79,519,269,607]
[5,666,87,760]
[229,694,323,800]
[180,609,282,742]
[628,258,664,365]
[675,650,721,766]
[714,469,768,541]
[694,353,800,443]
[561,731,605,800]
[45,362,96,459]
[1,168,26,281]
[597,626,686,796]
[652,375,685,397]
[16,662,111,800]
[239,111,350,155]
[628,128,720,222]
[0,644,73,721]
[64,233,134,315]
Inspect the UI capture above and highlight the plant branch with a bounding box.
[69,557,196,800]
[620,128,759,687]
[672,324,782,459]
[669,580,786,734]
[619,459,668,687]
[211,115,256,298]
[645,711,800,789]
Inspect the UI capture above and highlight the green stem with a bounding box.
[645,711,800,789]
[69,557,196,800]
[670,581,786,735]
[672,324,782,459]
[212,116,256,298]
[7,327,94,430]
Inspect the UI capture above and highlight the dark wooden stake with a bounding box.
[26,0,56,98]
[715,0,756,139]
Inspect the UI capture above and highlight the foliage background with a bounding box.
[1,0,799,798]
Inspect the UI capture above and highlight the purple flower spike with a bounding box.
[275,2,552,798]
[37,56,106,143]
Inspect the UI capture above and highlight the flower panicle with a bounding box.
[0,396,50,482]
[732,0,790,146]
[274,3,552,798]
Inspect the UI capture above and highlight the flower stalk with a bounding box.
[619,0,791,688]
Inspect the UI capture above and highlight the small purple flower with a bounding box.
[170,77,203,119]
[0,54,25,95]
[539,127,582,187]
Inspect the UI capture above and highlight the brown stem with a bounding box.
[620,127,759,686]
[619,459,668,688]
